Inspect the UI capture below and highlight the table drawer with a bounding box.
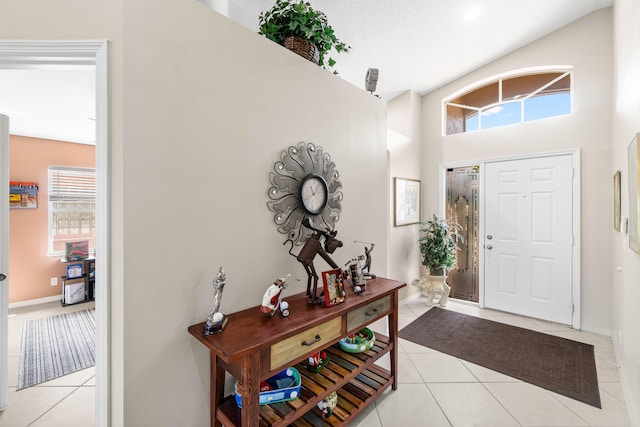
[270,316,342,370]
[347,295,391,331]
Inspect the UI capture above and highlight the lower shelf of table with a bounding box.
[217,333,394,427]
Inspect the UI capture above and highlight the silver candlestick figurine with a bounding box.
[204,267,228,335]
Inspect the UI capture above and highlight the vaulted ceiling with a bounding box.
[0,0,612,144]
[228,0,612,100]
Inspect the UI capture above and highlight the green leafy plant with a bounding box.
[418,214,464,274]
[258,0,350,69]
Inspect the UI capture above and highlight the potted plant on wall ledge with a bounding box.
[258,0,350,72]
[418,213,464,276]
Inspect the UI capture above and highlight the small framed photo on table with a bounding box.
[322,268,346,307]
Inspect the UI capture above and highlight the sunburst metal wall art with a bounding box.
[267,142,343,245]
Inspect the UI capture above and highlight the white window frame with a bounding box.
[442,66,574,136]
[48,165,96,257]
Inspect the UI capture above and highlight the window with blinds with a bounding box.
[48,166,96,256]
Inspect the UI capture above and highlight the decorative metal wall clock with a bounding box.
[267,142,343,245]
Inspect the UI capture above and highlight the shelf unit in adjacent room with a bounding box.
[59,257,95,306]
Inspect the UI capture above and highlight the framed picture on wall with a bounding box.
[394,177,421,226]
[614,170,621,232]
[629,134,640,253]
[9,181,38,209]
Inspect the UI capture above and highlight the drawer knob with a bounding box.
[302,335,321,346]
[365,308,379,316]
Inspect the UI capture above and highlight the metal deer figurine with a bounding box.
[285,218,343,304]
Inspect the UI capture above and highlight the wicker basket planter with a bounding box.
[284,36,320,64]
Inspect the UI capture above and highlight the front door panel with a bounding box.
[484,155,573,325]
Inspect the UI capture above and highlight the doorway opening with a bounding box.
[0,40,109,425]
[442,150,581,328]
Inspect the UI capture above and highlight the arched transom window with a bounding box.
[444,69,572,135]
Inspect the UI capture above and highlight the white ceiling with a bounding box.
[216,0,612,99]
[0,0,612,144]
[0,68,95,144]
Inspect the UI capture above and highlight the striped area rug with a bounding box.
[17,308,95,390]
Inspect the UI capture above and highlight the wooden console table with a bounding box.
[188,277,406,427]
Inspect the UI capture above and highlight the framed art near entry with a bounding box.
[629,134,640,253]
[322,268,346,307]
[614,170,621,232]
[394,177,421,226]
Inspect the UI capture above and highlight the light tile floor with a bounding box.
[0,298,631,426]
[1,301,95,427]
[353,297,631,427]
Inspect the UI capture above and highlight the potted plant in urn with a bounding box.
[258,0,350,71]
[414,214,464,306]
[418,213,464,276]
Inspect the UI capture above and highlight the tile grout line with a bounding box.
[26,385,83,426]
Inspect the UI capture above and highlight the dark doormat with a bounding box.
[399,307,601,408]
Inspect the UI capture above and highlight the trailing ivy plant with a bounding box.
[418,214,464,273]
[258,0,350,70]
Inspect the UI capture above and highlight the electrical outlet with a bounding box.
[50,277,58,286]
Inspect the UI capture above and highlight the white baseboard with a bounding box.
[612,334,638,427]
[580,324,612,337]
[8,295,60,309]
[400,292,422,305]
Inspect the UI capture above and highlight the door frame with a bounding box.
[0,114,9,410]
[439,148,581,328]
[0,40,110,425]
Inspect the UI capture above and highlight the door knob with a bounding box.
[0,273,6,281]
[486,245,493,250]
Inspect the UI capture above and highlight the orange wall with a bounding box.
[8,135,95,303]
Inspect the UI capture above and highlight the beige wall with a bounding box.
[8,135,95,303]
[387,91,424,300]
[612,0,640,424]
[122,1,387,425]
[3,0,638,425]
[420,9,614,333]
[3,1,387,424]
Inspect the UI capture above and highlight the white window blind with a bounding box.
[48,166,96,256]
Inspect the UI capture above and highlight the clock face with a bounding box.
[267,142,343,246]
[300,174,328,215]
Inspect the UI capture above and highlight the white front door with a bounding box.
[0,114,9,411]
[484,155,574,325]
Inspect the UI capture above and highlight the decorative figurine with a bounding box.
[344,258,365,293]
[284,218,343,304]
[261,274,291,316]
[279,300,290,317]
[204,267,228,335]
[317,391,338,418]
[307,350,330,373]
[355,240,377,278]
[412,276,451,307]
